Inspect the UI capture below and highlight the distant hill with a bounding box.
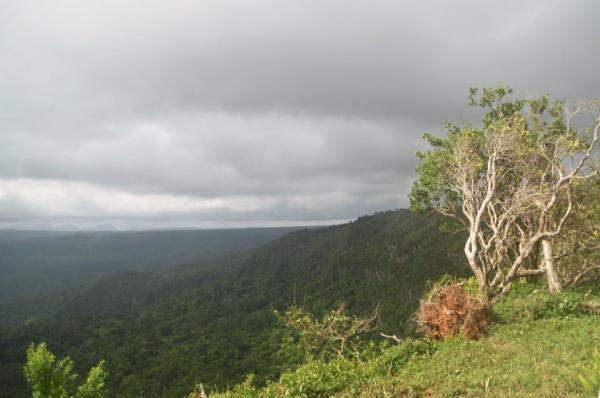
[0,210,467,397]
[0,227,302,304]
[0,230,72,243]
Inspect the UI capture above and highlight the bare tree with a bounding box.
[517,99,600,293]
[411,87,600,304]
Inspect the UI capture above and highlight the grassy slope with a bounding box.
[214,283,600,397]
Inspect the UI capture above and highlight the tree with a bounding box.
[557,171,600,288]
[410,87,600,304]
[23,343,108,398]
[519,96,600,293]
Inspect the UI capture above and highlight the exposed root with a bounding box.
[416,285,490,340]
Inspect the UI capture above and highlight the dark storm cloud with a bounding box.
[0,0,599,228]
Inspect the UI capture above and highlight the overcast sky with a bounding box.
[0,0,599,229]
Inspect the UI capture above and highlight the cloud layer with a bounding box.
[1,0,599,228]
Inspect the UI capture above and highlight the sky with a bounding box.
[0,0,599,229]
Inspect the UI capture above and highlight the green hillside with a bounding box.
[212,283,600,397]
[0,227,300,304]
[0,210,467,397]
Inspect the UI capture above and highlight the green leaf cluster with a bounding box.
[23,343,107,398]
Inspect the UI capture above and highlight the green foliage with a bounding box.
[410,86,523,215]
[275,304,378,362]
[23,343,108,398]
[422,274,479,301]
[0,227,299,306]
[578,352,600,398]
[278,358,364,397]
[410,86,599,301]
[76,361,108,398]
[24,343,76,398]
[211,339,433,398]
[215,284,600,397]
[556,174,600,287]
[365,338,434,375]
[494,283,600,322]
[410,86,544,223]
[409,131,457,215]
[0,210,467,397]
[467,86,524,126]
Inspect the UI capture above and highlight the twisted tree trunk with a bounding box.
[541,238,561,293]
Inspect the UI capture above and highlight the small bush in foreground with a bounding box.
[275,303,379,361]
[209,338,434,398]
[273,339,433,397]
[23,342,108,398]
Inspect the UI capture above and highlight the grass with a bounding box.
[388,316,599,397]
[211,282,600,397]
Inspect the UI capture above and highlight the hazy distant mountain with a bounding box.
[0,227,302,304]
[0,230,73,243]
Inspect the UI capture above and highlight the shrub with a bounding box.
[416,284,490,340]
[274,303,379,361]
[23,343,75,398]
[278,358,364,397]
[495,285,600,323]
[368,338,435,375]
[211,338,436,397]
[23,342,108,398]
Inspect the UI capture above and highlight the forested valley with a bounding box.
[1,210,467,397]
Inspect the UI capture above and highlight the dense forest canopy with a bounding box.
[0,227,300,304]
[0,210,467,397]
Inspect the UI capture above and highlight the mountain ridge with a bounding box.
[0,226,303,305]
